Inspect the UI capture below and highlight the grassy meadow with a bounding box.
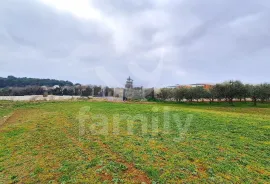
[0,101,269,183]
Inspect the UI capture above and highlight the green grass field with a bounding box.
[0,101,269,183]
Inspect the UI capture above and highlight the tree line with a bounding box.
[0,76,74,88]
[1,76,269,106]
[0,85,114,97]
[157,80,270,106]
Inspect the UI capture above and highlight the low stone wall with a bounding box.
[0,95,124,102]
[0,95,82,101]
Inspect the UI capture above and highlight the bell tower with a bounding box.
[125,76,133,89]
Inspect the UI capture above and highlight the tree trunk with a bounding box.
[253,98,257,106]
[229,98,233,104]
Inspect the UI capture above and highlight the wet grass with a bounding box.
[0,101,269,183]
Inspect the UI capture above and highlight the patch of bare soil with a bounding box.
[0,114,13,128]
[0,109,39,129]
[94,139,151,184]
[59,114,151,183]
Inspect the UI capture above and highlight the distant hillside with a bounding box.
[0,76,74,88]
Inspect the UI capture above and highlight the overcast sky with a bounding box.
[1,0,269,87]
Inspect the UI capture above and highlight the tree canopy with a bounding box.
[0,76,73,88]
[157,81,270,106]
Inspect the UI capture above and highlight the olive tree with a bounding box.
[211,84,226,101]
[173,87,187,102]
[248,85,261,106]
[223,80,244,104]
[193,86,206,102]
[159,88,173,101]
[258,83,270,103]
[185,88,196,102]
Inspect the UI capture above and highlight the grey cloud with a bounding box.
[0,0,270,86]
[91,0,153,15]
[1,0,108,58]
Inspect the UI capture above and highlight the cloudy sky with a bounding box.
[1,0,269,87]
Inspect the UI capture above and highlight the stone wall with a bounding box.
[0,95,81,101]
[113,88,124,98]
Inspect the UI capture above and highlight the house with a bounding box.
[177,83,214,90]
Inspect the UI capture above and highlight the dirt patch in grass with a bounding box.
[63,127,151,183]
[94,138,151,184]
[0,113,13,128]
[0,109,33,129]
[57,113,151,183]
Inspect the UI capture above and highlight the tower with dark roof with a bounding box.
[125,76,133,89]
